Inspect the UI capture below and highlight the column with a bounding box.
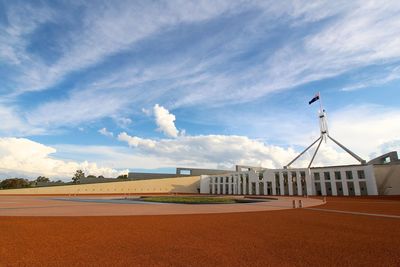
[279,172,285,196]
[217,178,221,194]
[264,182,268,195]
[238,176,242,195]
[228,176,232,195]
[353,170,361,196]
[341,171,349,195]
[211,177,215,194]
[320,172,327,196]
[242,175,247,195]
[288,172,293,196]
[296,171,302,195]
[271,174,276,195]
[306,170,313,196]
[330,171,337,196]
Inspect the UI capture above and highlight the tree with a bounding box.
[0,178,31,189]
[116,174,128,180]
[97,175,105,179]
[72,170,85,184]
[86,175,97,179]
[36,176,50,183]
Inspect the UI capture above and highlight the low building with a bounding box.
[200,152,399,196]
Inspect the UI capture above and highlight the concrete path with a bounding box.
[0,195,323,216]
[305,207,400,219]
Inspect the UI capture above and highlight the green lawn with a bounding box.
[140,196,237,204]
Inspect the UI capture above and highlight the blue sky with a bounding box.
[0,0,399,179]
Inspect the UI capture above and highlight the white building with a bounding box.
[200,164,378,196]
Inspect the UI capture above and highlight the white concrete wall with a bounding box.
[373,164,400,195]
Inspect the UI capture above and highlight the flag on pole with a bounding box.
[308,92,320,105]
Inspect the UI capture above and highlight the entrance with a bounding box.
[259,182,265,195]
[336,182,343,196]
[347,182,355,196]
[325,182,332,196]
[315,182,322,196]
[359,181,368,196]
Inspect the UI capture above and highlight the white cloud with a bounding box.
[3,0,246,95]
[113,117,132,129]
[98,127,114,137]
[115,104,400,169]
[118,132,156,148]
[117,131,361,169]
[1,0,400,137]
[341,66,400,91]
[329,105,400,159]
[0,105,44,136]
[0,138,126,180]
[153,104,179,138]
[142,108,152,116]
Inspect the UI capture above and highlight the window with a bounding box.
[258,172,264,181]
[220,177,223,183]
[314,173,320,181]
[357,170,365,179]
[291,172,297,183]
[334,171,341,180]
[225,177,229,183]
[283,172,288,185]
[346,171,353,180]
[324,172,331,180]
[179,169,191,175]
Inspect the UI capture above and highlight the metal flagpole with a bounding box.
[284,91,366,169]
[319,91,323,112]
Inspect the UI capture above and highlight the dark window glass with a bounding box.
[314,173,320,180]
[334,171,341,180]
[357,170,365,179]
[346,171,353,180]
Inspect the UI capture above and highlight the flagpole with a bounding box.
[319,91,323,112]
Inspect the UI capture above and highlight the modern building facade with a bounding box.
[200,164,378,196]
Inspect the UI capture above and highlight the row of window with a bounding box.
[313,170,365,181]
[210,174,249,184]
[209,169,366,185]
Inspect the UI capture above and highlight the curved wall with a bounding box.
[0,176,200,195]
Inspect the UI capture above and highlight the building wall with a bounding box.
[0,176,200,195]
[374,164,400,195]
[176,167,233,176]
[128,173,186,180]
[201,165,378,196]
[310,165,377,196]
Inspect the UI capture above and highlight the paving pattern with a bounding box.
[0,195,323,216]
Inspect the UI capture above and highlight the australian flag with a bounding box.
[308,93,320,105]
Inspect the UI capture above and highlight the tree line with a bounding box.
[0,170,128,189]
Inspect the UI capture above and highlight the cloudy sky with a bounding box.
[0,0,399,179]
